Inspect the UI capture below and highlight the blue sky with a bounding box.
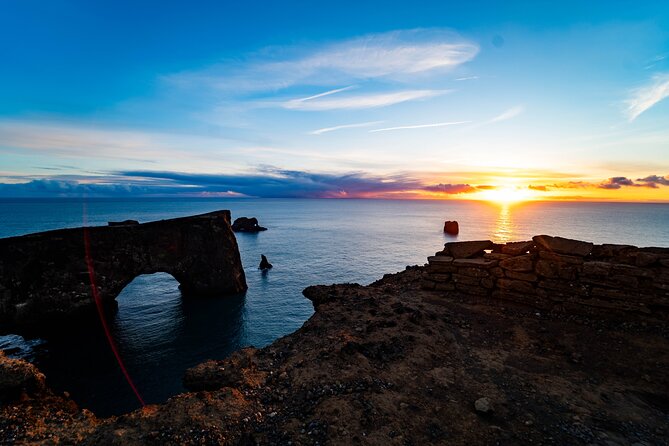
[1,1,669,200]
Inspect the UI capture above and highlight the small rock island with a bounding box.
[231,217,267,232]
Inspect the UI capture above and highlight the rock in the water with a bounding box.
[444,220,459,235]
[444,240,493,258]
[232,217,267,232]
[107,219,139,226]
[474,397,493,414]
[259,254,273,270]
[533,235,593,257]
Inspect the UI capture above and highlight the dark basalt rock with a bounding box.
[259,254,273,270]
[0,210,247,336]
[232,217,267,232]
[443,220,459,235]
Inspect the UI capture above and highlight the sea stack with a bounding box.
[444,220,459,235]
[259,254,273,270]
[232,217,267,232]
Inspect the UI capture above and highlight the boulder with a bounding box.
[501,241,534,256]
[532,235,593,257]
[443,240,493,259]
[232,217,267,232]
[443,221,459,235]
[474,397,493,414]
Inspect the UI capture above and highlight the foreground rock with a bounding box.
[232,217,267,232]
[2,263,668,445]
[0,210,247,337]
[0,352,98,443]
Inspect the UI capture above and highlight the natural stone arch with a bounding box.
[0,210,247,336]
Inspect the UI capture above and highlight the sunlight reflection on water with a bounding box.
[493,204,513,243]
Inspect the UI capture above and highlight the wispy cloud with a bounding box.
[2,169,668,199]
[422,183,477,194]
[310,121,384,135]
[369,120,470,133]
[625,73,669,121]
[0,120,177,162]
[597,175,667,189]
[167,29,479,94]
[636,174,669,187]
[490,105,524,123]
[283,89,447,111]
[455,76,479,81]
[290,86,357,103]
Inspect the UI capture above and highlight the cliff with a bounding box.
[0,210,247,336]
[1,236,668,445]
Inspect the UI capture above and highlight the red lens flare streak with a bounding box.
[82,205,145,407]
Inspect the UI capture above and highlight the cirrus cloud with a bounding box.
[625,73,669,121]
[167,29,479,94]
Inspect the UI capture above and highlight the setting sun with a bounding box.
[476,186,535,204]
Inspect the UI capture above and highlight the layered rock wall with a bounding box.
[0,210,247,336]
[421,235,669,318]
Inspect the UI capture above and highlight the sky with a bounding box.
[1,0,669,201]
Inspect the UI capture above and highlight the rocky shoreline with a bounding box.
[1,237,669,445]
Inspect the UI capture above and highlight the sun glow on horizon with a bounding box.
[475,186,536,204]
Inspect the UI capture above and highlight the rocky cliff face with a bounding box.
[421,235,669,319]
[2,267,668,445]
[0,210,247,336]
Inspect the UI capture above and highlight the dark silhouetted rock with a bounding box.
[259,254,273,270]
[107,220,139,226]
[232,217,267,232]
[0,210,247,336]
[443,221,459,235]
[443,240,493,258]
[533,235,593,257]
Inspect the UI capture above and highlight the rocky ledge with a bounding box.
[1,237,668,445]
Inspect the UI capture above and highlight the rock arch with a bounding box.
[0,210,247,336]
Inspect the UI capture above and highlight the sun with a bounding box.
[477,186,534,204]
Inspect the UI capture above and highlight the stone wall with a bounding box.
[421,235,669,318]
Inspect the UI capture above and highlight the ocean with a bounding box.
[1,198,668,416]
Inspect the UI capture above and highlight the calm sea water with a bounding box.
[1,198,668,416]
